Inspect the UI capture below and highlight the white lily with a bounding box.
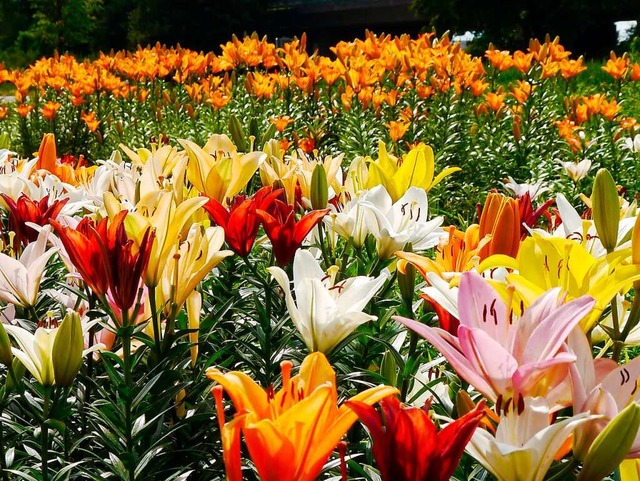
[466,397,591,481]
[323,192,371,248]
[533,193,635,258]
[363,185,444,259]
[268,249,389,353]
[5,323,57,385]
[0,228,57,308]
[501,176,549,200]
[560,158,592,183]
[5,311,102,386]
[623,134,640,153]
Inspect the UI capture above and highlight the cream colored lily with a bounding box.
[0,228,57,308]
[180,134,264,204]
[104,191,208,288]
[466,397,592,481]
[366,142,460,202]
[120,143,189,205]
[260,140,298,205]
[5,310,98,386]
[295,152,344,205]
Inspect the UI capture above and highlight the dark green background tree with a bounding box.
[411,0,639,57]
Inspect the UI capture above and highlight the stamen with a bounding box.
[212,386,226,432]
[338,442,348,481]
[281,360,293,388]
[266,385,275,400]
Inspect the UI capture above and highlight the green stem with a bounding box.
[121,328,135,481]
[148,288,162,357]
[41,386,51,481]
[400,331,418,402]
[611,293,623,362]
[0,404,8,481]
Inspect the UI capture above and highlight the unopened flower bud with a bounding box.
[0,322,12,367]
[310,164,329,210]
[592,168,620,252]
[4,358,25,392]
[52,311,84,387]
[578,403,640,481]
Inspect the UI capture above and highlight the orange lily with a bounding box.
[207,352,397,481]
[478,193,521,260]
[396,224,484,280]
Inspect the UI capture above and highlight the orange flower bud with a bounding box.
[478,193,521,259]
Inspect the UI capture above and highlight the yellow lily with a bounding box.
[120,143,189,204]
[478,235,640,331]
[207,352,397,481]
[260,141,298,205]
[104,191,208,287]
[295,152,344,204]
[622,459,640,481]
[180,134,264,205]
[366,142,460,202]
[156,224,232,317]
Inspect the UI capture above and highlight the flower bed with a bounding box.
[0,32,639,480]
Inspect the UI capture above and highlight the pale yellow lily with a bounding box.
[104,191,208,287]
[180,134,264,204]
[120,143,189,205]
[478,235,640,331]
[156,225,232,316]
[259,146,298,205]
[365,142,460,202]
[295,152,344,204]
[622,459,640,481]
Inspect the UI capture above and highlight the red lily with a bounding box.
[256,200,328,265]
[517,192,555,239]
[51,212,154,315]
[421,293,459,335]
[346,396,484,481]
[1,193,68,250]
[203,186,281,258]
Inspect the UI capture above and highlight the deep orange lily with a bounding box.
[207,352,397,481]
[478,192,521,260]
[1,194,68,251]
[346,396,485,481]
[256,200,328,265]
[51,212,154,315]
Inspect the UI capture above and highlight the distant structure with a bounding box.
[268,0,423,52]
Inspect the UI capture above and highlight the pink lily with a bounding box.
[395,271,595,407]
[568,328,640,459]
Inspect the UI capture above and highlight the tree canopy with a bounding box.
[411,0,639,57]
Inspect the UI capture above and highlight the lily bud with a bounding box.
[310,164,328,210]
[592,168,620,253]
[455,389,477,417]
[379,350,398,387]
[478,193,521,259]
[578,403,640,481]
[0,322,12,366]
[52,311,84,387]
[397,245,416,307]
[186,291,201,368]
[4,358,25,393]
[228,115,246,151]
